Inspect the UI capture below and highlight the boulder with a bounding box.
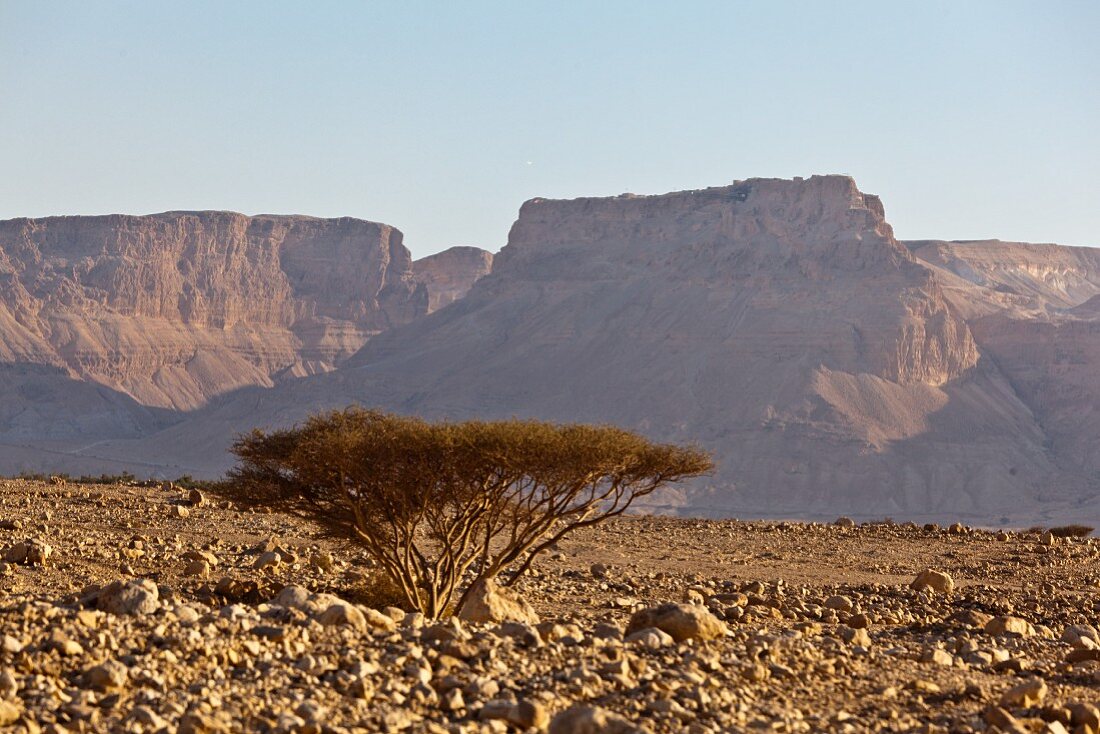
[549,705,648,734]
[625,602,727,642]
[457,579,540,625]
[272,585,312,611]
[624,627,674,649]
[315,601,367,631]
[910,569,954,593]
[84,660,129,691]
[1061,624,1099,648]
[3,539,52,566]
[0,700,22,727]
[97,579,160,616]
[272,586,395,633]
[985,615,1034,637]
[999,677,1047,707]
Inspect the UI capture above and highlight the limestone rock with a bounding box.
[911,569,954,593]
[3,539,51,566]
[985,615,1034,638]
[272,585,313,611]
[0,699,22,727]
[625,602,727,642]
[624,627,675,649]
[84,660,128,691]
[97,578,160,616]
[1061,624,1099,648]
[315,601,367,630]
[999,677,1047,707]
[457,579,540,625]
[549,705,647,734]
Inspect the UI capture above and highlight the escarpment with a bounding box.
[413,246,493,312]
[0,211,427,413]
[3,178,1098,527]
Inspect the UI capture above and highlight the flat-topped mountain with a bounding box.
[1,179,1097,526]
[0,211,426,414]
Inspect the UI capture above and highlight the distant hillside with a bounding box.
[1,180,1097,527]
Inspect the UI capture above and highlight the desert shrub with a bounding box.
[220,407,713,618]
[1049,524,1094,538]
[74,472,137,486]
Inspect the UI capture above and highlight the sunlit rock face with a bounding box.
[0,211,426,413]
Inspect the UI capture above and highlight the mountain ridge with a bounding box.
[1,177,1096,526]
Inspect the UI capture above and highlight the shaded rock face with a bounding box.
[0,211,427,414]
[906,240,1100,318]
[909,241,1100,484]
[413,246,493,312]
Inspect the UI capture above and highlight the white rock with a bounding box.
[97,579,160,616]
[458,579,540,625]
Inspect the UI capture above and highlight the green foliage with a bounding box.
[218,407,713,618]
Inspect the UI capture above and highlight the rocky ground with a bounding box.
[1,478,1098,733]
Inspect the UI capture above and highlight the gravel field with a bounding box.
[1,479,1098,733]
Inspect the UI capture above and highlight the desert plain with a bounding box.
[1,477,1097,733]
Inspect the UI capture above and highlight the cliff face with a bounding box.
[907,240,1100,318]
[412,246,493,312]
[485,176,978,388]
[910,239,1100,485]
[0,212,427,413]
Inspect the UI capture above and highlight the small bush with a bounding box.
[1049,524,1094,538]
[218,407,713,618]
[75,472,138,486]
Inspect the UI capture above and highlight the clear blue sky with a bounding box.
[2,1,1098,257]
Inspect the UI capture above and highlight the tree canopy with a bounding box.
[222,407,714,618]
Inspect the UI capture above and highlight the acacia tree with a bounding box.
[222,407,713,618]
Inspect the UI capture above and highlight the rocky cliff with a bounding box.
[909,239,1100,489]
[0,211,427,416]
[907,239,1100,317]
[413,246,493,312]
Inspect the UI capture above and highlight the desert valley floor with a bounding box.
[1,478,1098,733]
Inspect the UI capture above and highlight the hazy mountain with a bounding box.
[1,179,1096,526]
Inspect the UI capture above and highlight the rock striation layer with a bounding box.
[909,240,1100,489]
[0,211,427,421]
